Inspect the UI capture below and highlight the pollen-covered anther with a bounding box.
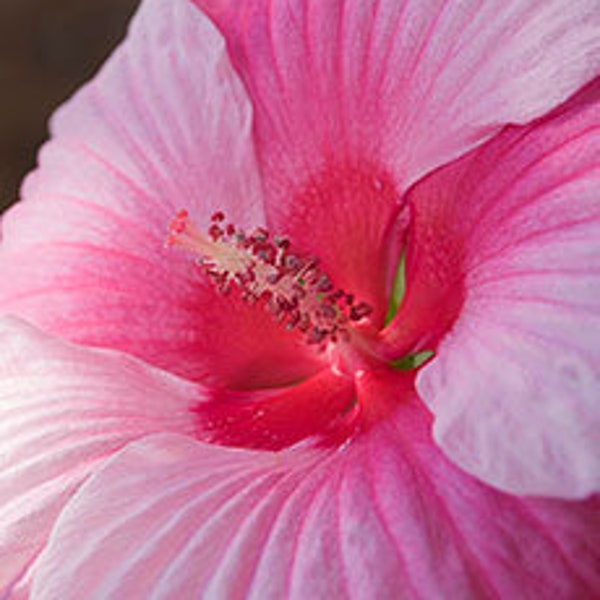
[167,210,374,346]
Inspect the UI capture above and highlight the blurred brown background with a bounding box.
[0,0,139,213]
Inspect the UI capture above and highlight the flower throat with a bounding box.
[167,210,373,346]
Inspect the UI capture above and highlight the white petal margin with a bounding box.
[414,83,600,498]
[0,317,197,596]
[29,400,600,600]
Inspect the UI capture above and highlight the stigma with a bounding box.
[167,209,373,346]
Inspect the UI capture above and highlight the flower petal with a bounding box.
[197,0,600,194]
[195,368,356,450]
[0,317,197,595]
[30,386,600,598]
[192,0,599,325]
[0,0,319,388]
[394,80,600,497]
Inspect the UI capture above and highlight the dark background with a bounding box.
[0,0,139,213]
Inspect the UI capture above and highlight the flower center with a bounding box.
[167,210,375,349]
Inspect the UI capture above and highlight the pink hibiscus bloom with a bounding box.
[1,0,599,597]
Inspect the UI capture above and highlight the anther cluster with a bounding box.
[168,210,373,346]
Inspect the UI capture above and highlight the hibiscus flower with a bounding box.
[0,0,599,597]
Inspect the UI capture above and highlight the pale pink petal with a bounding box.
[0,316,198,595]
[0,0,319,388]
[196,0,600,201]
[388,81,600,496]
[3,561,32,600]
[30,385,600,599]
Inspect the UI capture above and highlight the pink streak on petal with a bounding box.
[30,393,600,599]
[195,0,600,201]
[0,0,319,388]
[403,80,600,497]
[0,317,198,597]
[195,368,357,450]
[2,559,33,600]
